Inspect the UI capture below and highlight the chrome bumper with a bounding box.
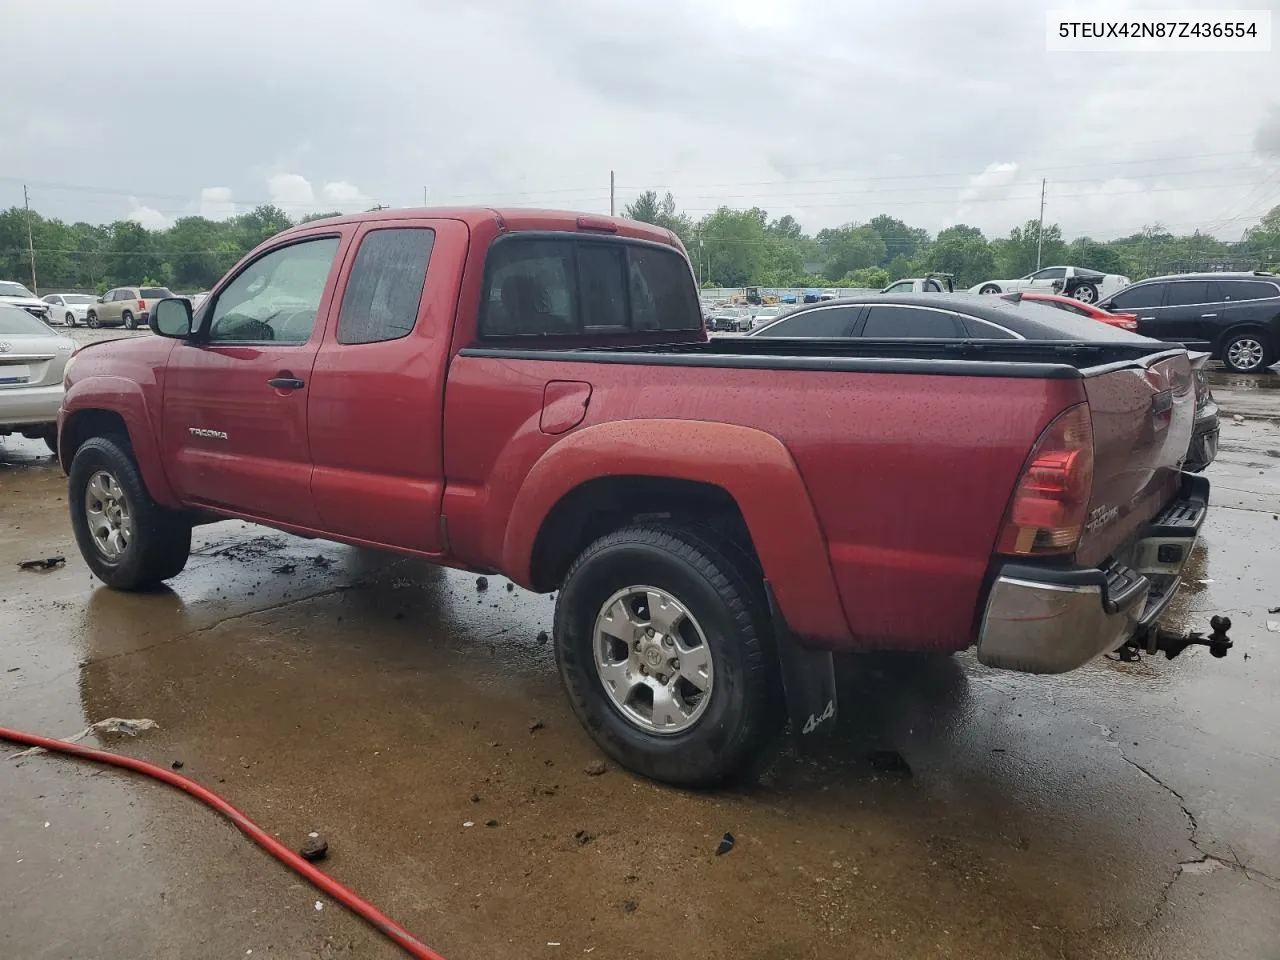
[977,474,1207,674]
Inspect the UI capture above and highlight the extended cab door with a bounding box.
[307,218,470,553]
[160,230,351,527]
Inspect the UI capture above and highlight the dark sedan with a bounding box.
[748,292,1219,472]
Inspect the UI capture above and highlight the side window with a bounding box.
[337,228,435,345]
[1032,267,1066,280]
[43,295,59,305]
[1220,280,1280,301]
[208,236,341,344]
[1110,283,1164,310]
[862,306,962,338]
[577,243,628,331]
[752,306,858,337]
[884,281,912,293]
[961,316,1018,339]
[481,239,577,336]
[628,245,700,332]
[1164,281,1210,307]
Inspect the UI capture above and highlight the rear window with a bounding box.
[862,306,961,338]
[1003,301,1153,342]
[141,287,174,299]
[0,304,50,334]
[480,236,698,338]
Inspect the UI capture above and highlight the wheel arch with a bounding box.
[60,380,178,506]
[503,419,851,642]
[1215,322,1275,358]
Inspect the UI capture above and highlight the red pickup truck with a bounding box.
[59,208,1216,785]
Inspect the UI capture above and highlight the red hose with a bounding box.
[1,725,448,960]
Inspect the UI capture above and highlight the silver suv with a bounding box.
[85,286,176,329]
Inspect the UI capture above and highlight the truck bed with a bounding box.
[462,337,1185,378]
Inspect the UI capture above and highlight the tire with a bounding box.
[1073,283,1099,304]
[1220,331,1275,373]
[554,523,776,787]
[979,284,1001,295]
[86,311,100,329]
[68,435,192,590]
[122,310,136,330]
[65,312,76,326]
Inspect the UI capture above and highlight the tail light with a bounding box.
[1110,313,1138,331]
[996,403,1094,557]
[138,299,146,311]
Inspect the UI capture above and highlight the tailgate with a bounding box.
[1075,350,1195,567]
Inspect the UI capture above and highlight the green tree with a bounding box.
[624,190,662,224]
[868,214,928,267]
[842,266,890,288]
[995,220,1066,278]
[106,221,162,286]
[816,224,886,280]
[926,225,996,287]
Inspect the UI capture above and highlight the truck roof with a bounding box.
[276,207,682,248]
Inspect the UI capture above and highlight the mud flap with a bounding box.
[766,582,838,739]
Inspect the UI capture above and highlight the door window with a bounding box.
[337,228,435,344]
[1163,281,1213,307]
[1109,283,1164,310]
[883,281,913,293]
[208,237,341,343]
[1030,267,1067,280]
[861,306,962,338]
[752,306,858,337]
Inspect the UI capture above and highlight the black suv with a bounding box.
[1098,272,1280,373]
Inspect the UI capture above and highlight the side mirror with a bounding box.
[151,297,193,338]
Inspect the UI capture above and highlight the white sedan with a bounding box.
[968,265,1129,304]
[41,292,98,326]
[0,303,75,455]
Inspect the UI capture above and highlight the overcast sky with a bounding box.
[2,0,1277,240]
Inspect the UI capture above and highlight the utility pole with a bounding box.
[1035,178,1047,270]
[23,185,38,295]
[423,186,428,207]
[609,170,615,217]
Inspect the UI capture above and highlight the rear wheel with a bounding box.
[1073,283,1099,304]
[1221,331,1274,373]
[69,436,191,589]
[554,523,775,786]
[122,310,136,330]
[979,284,1001,295]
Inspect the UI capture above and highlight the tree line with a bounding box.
[2,194,1278,295]
[623,190,1280,289]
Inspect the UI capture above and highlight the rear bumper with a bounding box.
[1184,407,1219,473]
[977,473,1207,674]
[0,384,64,429]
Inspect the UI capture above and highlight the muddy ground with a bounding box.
[2,333,1279,959]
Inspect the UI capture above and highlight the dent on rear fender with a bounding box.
[501,419,853,643]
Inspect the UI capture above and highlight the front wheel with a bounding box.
[1221,332,1275,373]
[1073,283,1099,304]
[554,524,776,786]
[979,284,1001,295]
[68,436,192,589]
[86,311,100,328]
[122,310,136,330]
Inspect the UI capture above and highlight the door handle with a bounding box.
[267,376,305,390]
[1200,313,1217,318]
[1139,316,1156,321]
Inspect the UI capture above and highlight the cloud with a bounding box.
[1,0,1277,241]
[199,186,237,220]
[127,202,171,230]
[265,173,371,216]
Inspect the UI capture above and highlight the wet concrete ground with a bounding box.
[2,332,1279,959]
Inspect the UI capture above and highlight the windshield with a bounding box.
[0,282,36,299]
[63,294,96,304]
[0,304,52,334]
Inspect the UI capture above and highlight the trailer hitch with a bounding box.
[1116,615,1233,662]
